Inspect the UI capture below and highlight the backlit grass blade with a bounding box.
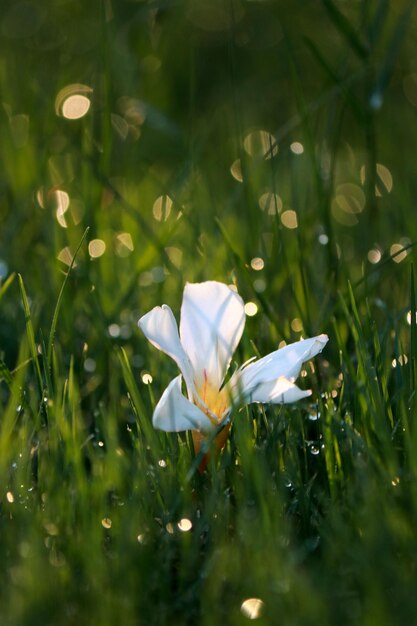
[18,273,43,397]
[118,347,157,449]
[47,227,89,372]
[0,272,15,306]
[0,341,28,481]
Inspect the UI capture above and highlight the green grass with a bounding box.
[1,0,417,624]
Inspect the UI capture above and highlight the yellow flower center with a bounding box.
[191,370,231,468]
[196,370,230,426]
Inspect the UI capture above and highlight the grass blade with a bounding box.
[18,273,43,397]
[47,227,89,372]
[322,0,368,60]
[0,272,16,306]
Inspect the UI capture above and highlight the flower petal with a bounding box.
[180,281,245,390]
[153,375,216,433]
[247,376,312,404]
[138,305,194,394]
[230,334,328,401]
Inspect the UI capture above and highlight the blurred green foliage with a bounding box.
[1,0,417,624]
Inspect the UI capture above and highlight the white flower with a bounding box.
[138,281,328,449]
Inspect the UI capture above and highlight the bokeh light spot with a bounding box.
[360,163,393,196]
[290,141,304,154]
[153,195,173,221]
[240,598,264,620]
[230,159,243,182]
[390,243,407,263]
[88,239,106,259]
[116,232,134,257]
[281,210,298,229]
[291,318,303,332]
[259,192,282,215]
[57,247,75,267]
[243,130,277,159]
[368,249,381,264]
[244,302,258,316]
[177,518,192,532]
[55,84,92,119]
[250,257,264,271]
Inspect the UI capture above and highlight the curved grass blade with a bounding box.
[18,273,43,396]
[0,272,16,306]
[47,227,89,371]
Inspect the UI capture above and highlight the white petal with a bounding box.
[153,375,215,433]
[231,334,328,401]
[247,376,312,404]
[138,305,194,393]
[180,281,245,390]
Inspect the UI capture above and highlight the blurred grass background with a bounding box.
[1,0,417,624]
